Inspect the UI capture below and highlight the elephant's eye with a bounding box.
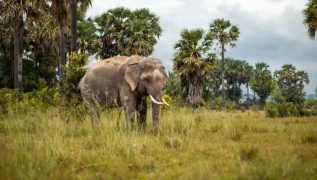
[143,77,152,83]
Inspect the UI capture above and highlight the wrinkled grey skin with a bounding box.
[78,56,168,131]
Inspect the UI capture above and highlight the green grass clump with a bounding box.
[0,108,317,179]
[239,147,258,161]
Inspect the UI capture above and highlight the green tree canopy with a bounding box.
[77,7,101,55]
[274,64,309,105]
[95,7,162,59]
[224,58,253,101]
[303,0,317,39]
[173,28,214,108]
[250,62,274,105]
[0,0,45,99]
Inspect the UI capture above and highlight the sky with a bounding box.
[87,0,317,94]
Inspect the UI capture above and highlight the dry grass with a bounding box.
[0,108,316,179]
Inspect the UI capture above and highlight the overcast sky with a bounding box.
[87,0,317,94]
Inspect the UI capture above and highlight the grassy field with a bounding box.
[0,108,317,179]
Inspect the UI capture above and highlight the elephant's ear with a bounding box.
[163,76,168,85]
[124,63,140,91]
[162,67,168,85]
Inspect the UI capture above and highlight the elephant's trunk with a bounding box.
[151,94,164,133]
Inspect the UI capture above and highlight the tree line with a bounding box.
[169,19,310,109]
[0,1,315,111]
[0,2,161,99]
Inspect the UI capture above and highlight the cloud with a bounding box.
[87,0,317,94]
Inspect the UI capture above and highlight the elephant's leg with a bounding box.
[83,96,101,126]
[137,97,147,131]
[89,108,100,126]
[116,108,123,128]
[124,107,135,130]
[124,99,136,130]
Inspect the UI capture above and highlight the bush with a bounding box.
[209,97,238,110]
[265,103,301,118]
[61,52,87,100]
[265,104,279,118]
[305,99,317,110]
[0,53,88,121]
[58,52,88,122]
[160,93,173,116]
[23,88,60,107]
[239,147,258,161]
[0,88,17,114]
[0,87,62,115]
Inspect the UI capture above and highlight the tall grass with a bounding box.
[0,108,316,179]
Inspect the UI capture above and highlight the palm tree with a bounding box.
[50,0,68,80]
[0,18,14,89]
[0,0,44,100]
[95,7,132,58]
[209,60,222,97]
[67,0,91,52]
[207,18,240,107]
[95,7,162,58]
[242,62,253,98]
[250,63,274,106]
[173,29,214,108]
[125,8,162,56]
[274,64,309,105]
[27,12,59,87]
[296,71,309,92]
[77,12,101,55]
[224,58,240,101]
[303,0,317,39]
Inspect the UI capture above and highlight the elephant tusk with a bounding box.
[162,97,170,107]
[149,95,165,105]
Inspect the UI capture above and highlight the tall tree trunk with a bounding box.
[188,71,204,110]
[70,0,78,52]
[233,84,236,101]
[221,42,225,108]
[59,24,66,80]
[239,84,241,102]
[246,82,249,98]
[260,97,265,108]
[14,13,23,101]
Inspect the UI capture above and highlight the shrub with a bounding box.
[0,87,62,115]
[265,104,279,118]
[239,147,258,161]
[58,52,88,122]
[160,93,173,116]
[305,99,317,109]
[0,88,17,114]
[210,97,223,110]
[23,88,60,108]
[302,135,317,144]
[210,97,238,110]
[61,52,87,100]
[265,103,301,118]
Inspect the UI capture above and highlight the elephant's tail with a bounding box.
[77,76,86,101]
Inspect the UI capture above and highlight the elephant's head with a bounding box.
[124,57,169,106]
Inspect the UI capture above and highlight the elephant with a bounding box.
[78,55,169,131]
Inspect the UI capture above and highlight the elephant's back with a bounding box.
[91,56,129,72]
[79,55,141,107]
